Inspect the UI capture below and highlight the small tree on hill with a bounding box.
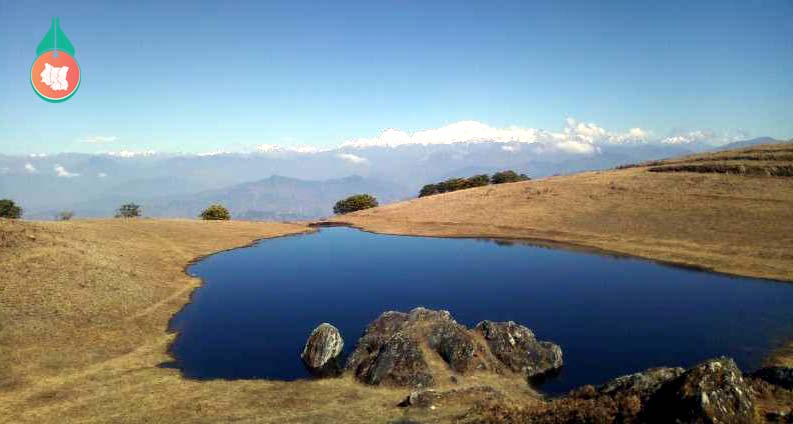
[419,184,439,197]
[436,178,468,193]
[491,170,530,184]
[56,211,74,221]
[465,174,491,188]
[0,199,22,219]
[200,203,231,220]
[333,194,378,214]
[115,203,141,218]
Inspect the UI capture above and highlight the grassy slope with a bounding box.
[332,143,793,282]
[0,219,536,423]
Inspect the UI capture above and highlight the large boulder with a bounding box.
[345,310,434,387]
[474,320,563,379]
[360,331,435,387]
[426,318,482,374]
[300,323,344,377]
[554,367,687,423]
[641,357,756,423]
[345,307,562,388]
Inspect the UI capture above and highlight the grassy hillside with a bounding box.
[331,143,793,282]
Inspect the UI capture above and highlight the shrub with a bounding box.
[56,211,74,221]
[417,172,515,197]
[333,194,378,214]
[115,203,141,218]
[466,174,491,187]
[200,203,231,220]
[491,170,531,184]
[0,199,22,219]
[419,184,440,197]
[436,178,469,193]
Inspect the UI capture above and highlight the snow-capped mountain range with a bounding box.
[1,119,787,220]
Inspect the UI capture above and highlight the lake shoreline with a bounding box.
[171,225,793,394]
[314,220,791,284]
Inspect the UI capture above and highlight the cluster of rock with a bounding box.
[521,357,793,423]
[301,307,563,387]
[571,358,756,423]
[300,307,793,422]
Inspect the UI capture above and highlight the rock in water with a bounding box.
[345,307,563,388]
[345,310,434,387]
[474,320,563,379]
[641,357,756,423]
[301,323,344,377]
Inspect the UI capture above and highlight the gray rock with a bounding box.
[345,311,434,387]
[300,323,344,377]
[599,367,686,399]
[474,320,563,379]
[426,320,479,374]
[346,308,481,387]
[641,357,756,424]
[366,332,435,387]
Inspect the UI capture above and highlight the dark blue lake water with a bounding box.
[168,227,793,394]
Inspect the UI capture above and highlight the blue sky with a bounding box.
[1,0,791,154]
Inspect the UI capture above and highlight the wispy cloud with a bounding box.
[97,172,108,178]
[104,150,157,158]
[196,150,231,157]
[81,135,118,144]
[24,163,38,173]
[255,144,325,154]
[54,164,79,178]
[337,153,369,164]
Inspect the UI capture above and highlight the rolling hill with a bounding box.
[330,143,793,281]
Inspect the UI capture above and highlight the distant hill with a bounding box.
[331,142,793,282]
[144,175,410,220]
[4,136,787,219]
[715,137,789,151]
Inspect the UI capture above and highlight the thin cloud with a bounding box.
[24,163,38,173]
[54,164,79,178]
[104,150,157,158]
[81,136,118,144]
[337,153,369,164]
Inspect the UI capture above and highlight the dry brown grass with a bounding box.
[0,218,536,423]
[331,143,793,283]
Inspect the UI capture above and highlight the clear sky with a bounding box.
[1,0,791,154]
